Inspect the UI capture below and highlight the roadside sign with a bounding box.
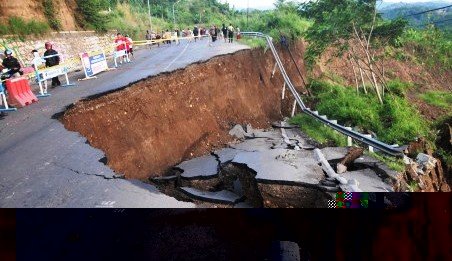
[80,50,109,78]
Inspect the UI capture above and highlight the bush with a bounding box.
[386,79,413,97]
[43,0,62,31]
[399,27,452,70]
[234,6,311,41]
[1,17,50,37]
[77,0,110,32]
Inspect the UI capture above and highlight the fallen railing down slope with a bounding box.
[242,32,405,157]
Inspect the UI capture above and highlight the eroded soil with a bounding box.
[62,44,307,179]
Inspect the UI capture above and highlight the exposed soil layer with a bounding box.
[62,44,307,179]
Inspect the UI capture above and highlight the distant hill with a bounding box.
[378,1,452,30]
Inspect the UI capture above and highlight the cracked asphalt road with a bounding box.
[0,40,249,207]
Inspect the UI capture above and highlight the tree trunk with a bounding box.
[340,147,364,168]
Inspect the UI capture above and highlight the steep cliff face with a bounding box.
[0,0,78,31]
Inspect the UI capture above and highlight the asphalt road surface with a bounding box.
[0,40,249,207]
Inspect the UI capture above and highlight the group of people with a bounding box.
[210,23,240,44]
[114,33,134,64]
[1,42,61,86]
[143,23,241,47]
[1,42,61,115]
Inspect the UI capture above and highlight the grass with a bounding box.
[407,181,419,192]
[420,91,452,110]
[290,114,348,147]
[307,80,429,145]
[368,152,406,172]
[0,16,49,37]
[238,38,267,49]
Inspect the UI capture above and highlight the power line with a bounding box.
[422,17,452,26]
[404,4,452,17]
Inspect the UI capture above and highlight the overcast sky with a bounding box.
[221,0,452,10]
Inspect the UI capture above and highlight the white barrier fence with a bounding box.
[33,54,75,97]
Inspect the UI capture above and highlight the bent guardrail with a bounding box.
[241,32,405,157]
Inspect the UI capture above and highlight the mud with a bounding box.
[62,44,307,179]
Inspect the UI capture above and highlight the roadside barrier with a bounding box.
[0,33,208,114]
[5,77,38,108]
[80,49,112,80]
[34,54,76,97]
[0,84,17,112]
[113,43,130,68]
[133,35,210,47]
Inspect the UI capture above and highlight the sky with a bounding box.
[221,0,452,10]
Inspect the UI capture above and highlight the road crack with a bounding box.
[51,162,125,180]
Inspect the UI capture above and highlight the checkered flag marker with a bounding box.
[328,200,336,208]
[345,192,353,201]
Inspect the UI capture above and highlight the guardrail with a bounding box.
[241,32,405,157]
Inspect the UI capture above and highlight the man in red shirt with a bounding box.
[114,33,127,64]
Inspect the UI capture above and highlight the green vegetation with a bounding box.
[290,114,348,147]
[407,181,419,192]
[368,152,406,172]
[43,0,62,31]
[300,0,407,68]
[235,2,311,41]
[301,80,429,145]
[77,0,111,32]
[398,26,452,70]
[237,38,267,49]
[420,91,452,110]
[0,17,49,38]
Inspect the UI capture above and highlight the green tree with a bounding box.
[77,0,110,32]
[300,0,407,104]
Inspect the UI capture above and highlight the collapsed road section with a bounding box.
[152,122,398,208]
[60,41,402,207]
[62,45,307,180]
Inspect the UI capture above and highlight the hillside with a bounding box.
[379,1,452,31]
[0,0,79,31]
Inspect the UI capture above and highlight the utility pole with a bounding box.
[173,0,181,28]
[247,0,249,29]
[147,0,153,31]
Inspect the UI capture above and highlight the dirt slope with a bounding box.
[62,44,307,179]
[0,0,78,31]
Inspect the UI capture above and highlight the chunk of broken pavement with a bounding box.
[229,124,247,139]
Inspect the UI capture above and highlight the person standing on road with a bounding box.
[145,30,152,49]
[125,35,133,58]
[227,24,234,43]
[209,25,218,46]
[43,42,61,87]
[115,33,127,64]
[193,26,199,42]
[222,24,228,43]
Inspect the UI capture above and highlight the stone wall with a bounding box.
[1,31,117,71]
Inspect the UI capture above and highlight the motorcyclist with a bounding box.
[1,49,22,78]
[43,42,61,87]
